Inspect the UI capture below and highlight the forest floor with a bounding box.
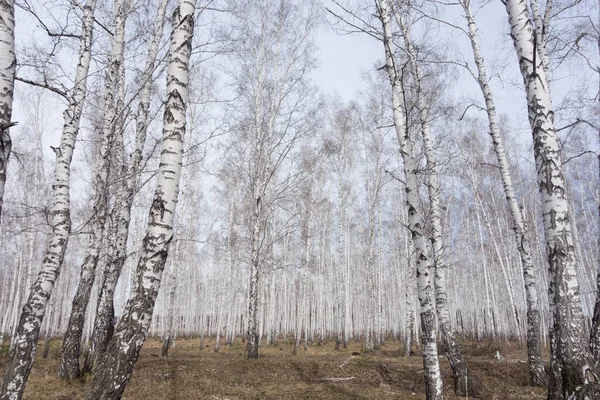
[0,336,548,399]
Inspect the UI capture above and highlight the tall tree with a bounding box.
[0,0,97,398]
[376,0,443,398]
[223,0,320,359]
[505,0,600,397]
[84,0,196,396]
[459,0,546,386]
[82,0,169,373]
[392,2,472,395]
[0,0,15,222]
[58,0,127,380]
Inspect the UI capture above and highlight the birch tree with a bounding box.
[0,1,97,398]
[224,0,320,359]
[82,0,169,373]
[84,0,196,396]
[0,0,15,222]
[376,0,443,397]
[505,0,600,397]
[457,0,546,385]
[58,0,127,380]
[392,2,472,394]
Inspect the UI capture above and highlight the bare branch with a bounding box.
[15,76,68,99]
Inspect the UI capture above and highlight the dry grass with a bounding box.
[0,337,548,399]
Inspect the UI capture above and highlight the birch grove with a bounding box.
[1,0,600,399]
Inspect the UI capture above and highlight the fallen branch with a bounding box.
[339,357,352,368]
[313,377,355,382]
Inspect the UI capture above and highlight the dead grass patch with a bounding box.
[0,337,547,399]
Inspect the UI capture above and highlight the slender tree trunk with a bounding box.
[0,0,15,222]
[58,0,126,380]
[84,1,196,397]
[42,293,56,360]
[0,2,96,398]
[393,6,471,395]
[505,0,600,397]
[83,0,169,374]
[247,197,262,359]
[461,0,546,385]
[377,0,443,398]
[163,176,188,358]
[404,239,415,357]
[162,263,178,358]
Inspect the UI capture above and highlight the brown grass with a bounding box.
[0,337,548,399]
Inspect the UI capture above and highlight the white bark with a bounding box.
[0,0,15,221]
[59,0,126,380]
[393,5,471,395]
[505,0,599,397]
[377,0,443,398]
[459,4,545,382]
[84,0,169,373]
[0,1,97,398]
[84,0,196,397]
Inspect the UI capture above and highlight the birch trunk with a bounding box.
[393,5,471,395]
[0,2,96,398]
[58,0,126,380]
[377,0,443,397]
[0,0,15,222]
[162,174,188,358]
[247,194,263,359]
[83,0,168,374]
[461,0,546,384]
[505,0,600,397]
[84,0,196,397]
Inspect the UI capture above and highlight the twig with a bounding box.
[380,363,392,373]
[339,357,352,368]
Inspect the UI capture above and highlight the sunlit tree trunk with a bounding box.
[84,0,196,397]
[393,4,471,395]
[377,0,443,398]
[505,0,600,397]
[0,2,97,398]
[460,0,546,384]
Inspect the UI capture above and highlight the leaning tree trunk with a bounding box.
[84,0,196,397]
[377,0,443,398]
[393,5,471,396]
[0,0,15,223]
[58,0,126,380]
[82,0,169,374]
[505,0,600,398]
[0,2,96,399]
[461,0,547,386]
